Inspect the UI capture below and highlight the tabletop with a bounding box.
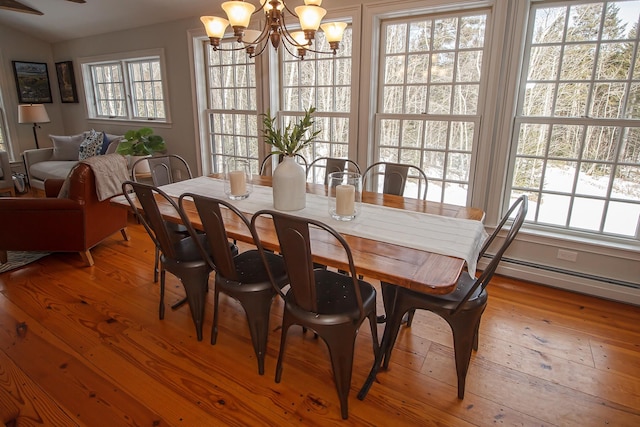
[112,175,485,295]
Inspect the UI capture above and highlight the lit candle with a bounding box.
[229,170,247,195]
[336,184,355,216]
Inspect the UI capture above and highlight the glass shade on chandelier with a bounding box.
[200,0,347,59]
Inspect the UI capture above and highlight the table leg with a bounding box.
[358,283,398,400]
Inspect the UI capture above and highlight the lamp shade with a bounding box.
[295,5,327,31]
[201,16,230,38]
[222,1,255,27]
[320,22,347,42]
[18,104,50,124]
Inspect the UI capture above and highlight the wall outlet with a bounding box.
[557,249,578,262]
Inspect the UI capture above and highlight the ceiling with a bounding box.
[0,0,220,43]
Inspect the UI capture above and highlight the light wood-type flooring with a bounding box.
[0,218,639,426]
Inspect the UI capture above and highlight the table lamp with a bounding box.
[18,104,50,149]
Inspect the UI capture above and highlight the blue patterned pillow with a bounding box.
[78,129,104,160]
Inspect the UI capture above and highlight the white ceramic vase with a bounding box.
[272,155,306,211]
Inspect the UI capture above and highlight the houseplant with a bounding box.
[261,107,320,211]
[116,127,166,156]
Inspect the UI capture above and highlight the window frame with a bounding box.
[505,0,640,242]
[79,48,171,124]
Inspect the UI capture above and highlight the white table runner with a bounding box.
[162,176,488,276]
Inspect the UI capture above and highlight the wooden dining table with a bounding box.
[111,174,486,398]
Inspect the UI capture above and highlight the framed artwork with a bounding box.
[12,61,52,103]
[55,61,78,103]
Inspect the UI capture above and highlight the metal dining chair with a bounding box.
[251,209,379,420]
[178,193,289,375]
[122,181,212,341]
[359,195,528,401]
[306,157,361,185]
[131,154,196,283]
[259,152,307,176]
[362,161,428,200]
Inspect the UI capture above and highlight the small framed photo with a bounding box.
[55,61,78,103]
[12,61,53,103]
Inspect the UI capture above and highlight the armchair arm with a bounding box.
[23,148,54,182]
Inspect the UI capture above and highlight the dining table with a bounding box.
[111,173,487,398]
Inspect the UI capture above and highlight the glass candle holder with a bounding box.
[224,158,252,200]
[328,171,362,221]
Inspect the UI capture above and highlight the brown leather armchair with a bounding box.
[0,163,129,266]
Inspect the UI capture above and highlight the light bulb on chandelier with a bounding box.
[200,0,347,59]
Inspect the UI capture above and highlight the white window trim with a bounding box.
[78,48,172,126]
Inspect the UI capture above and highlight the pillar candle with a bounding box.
[229,170,247,195]
[336,184,355,216]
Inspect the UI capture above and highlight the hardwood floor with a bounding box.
[0,217,639,426]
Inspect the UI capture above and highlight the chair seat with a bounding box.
[217,250,288,292]
[400,272,487,311]
[286,269,377,323]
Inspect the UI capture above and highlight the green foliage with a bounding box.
[116,127,166,156]
[261,107,321,156]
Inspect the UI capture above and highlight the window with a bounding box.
[508,1,640,239]
[202,39,259,174]
[374,11,488,204]
[80,50,169,122]
[281,26,354,184]
[0,107,7,153]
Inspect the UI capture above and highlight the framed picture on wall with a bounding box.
[55,61,78,103]
[12,61,53,103]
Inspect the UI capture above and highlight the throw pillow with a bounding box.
[50,133,85,161]
[79,129,104,160]
[99,132,110,155]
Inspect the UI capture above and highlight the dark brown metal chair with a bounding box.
[360,195,528,400]
[362,161,428,200]
[259,152,307,176]
[251,209,379,419]
[122,181,212,341]
[178,193,289,375]
[306,157,361,185]
[131,154,195,283]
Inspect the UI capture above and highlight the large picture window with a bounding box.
[202,39,258,175]
[374,11,488,204]
[508,1,640,239]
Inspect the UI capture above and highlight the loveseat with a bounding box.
[23,130,124,192]
[0,158,129,266]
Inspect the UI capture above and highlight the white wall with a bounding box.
[0,25,65,159]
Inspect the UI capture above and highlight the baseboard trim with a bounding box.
[480,256,640,306]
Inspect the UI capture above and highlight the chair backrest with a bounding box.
[251,209,365,317]
[122,180,190,260]
[131,154,193,186]
[178,193,255,280]
[306,157,361,185]
[453,195,528,313]
[260,153,307,176]
[363,161,428,200]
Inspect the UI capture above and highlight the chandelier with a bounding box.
[200,0,347,59]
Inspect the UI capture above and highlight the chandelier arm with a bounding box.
[278,15,308,48]
[209,42,249,52]
[281,37,304,59]
[250,39,272,58]
[281,2,298,17]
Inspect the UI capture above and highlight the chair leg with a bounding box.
[211,288,221,345]
[181,268,210,341]
[405,309,416,327]
[447,308,485,399]
[236,289,275,375]
[120,228,130,241]
[153,246,160,283]
[159,266,166,319]
[275,312,293,383]
[322,326,358,420]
